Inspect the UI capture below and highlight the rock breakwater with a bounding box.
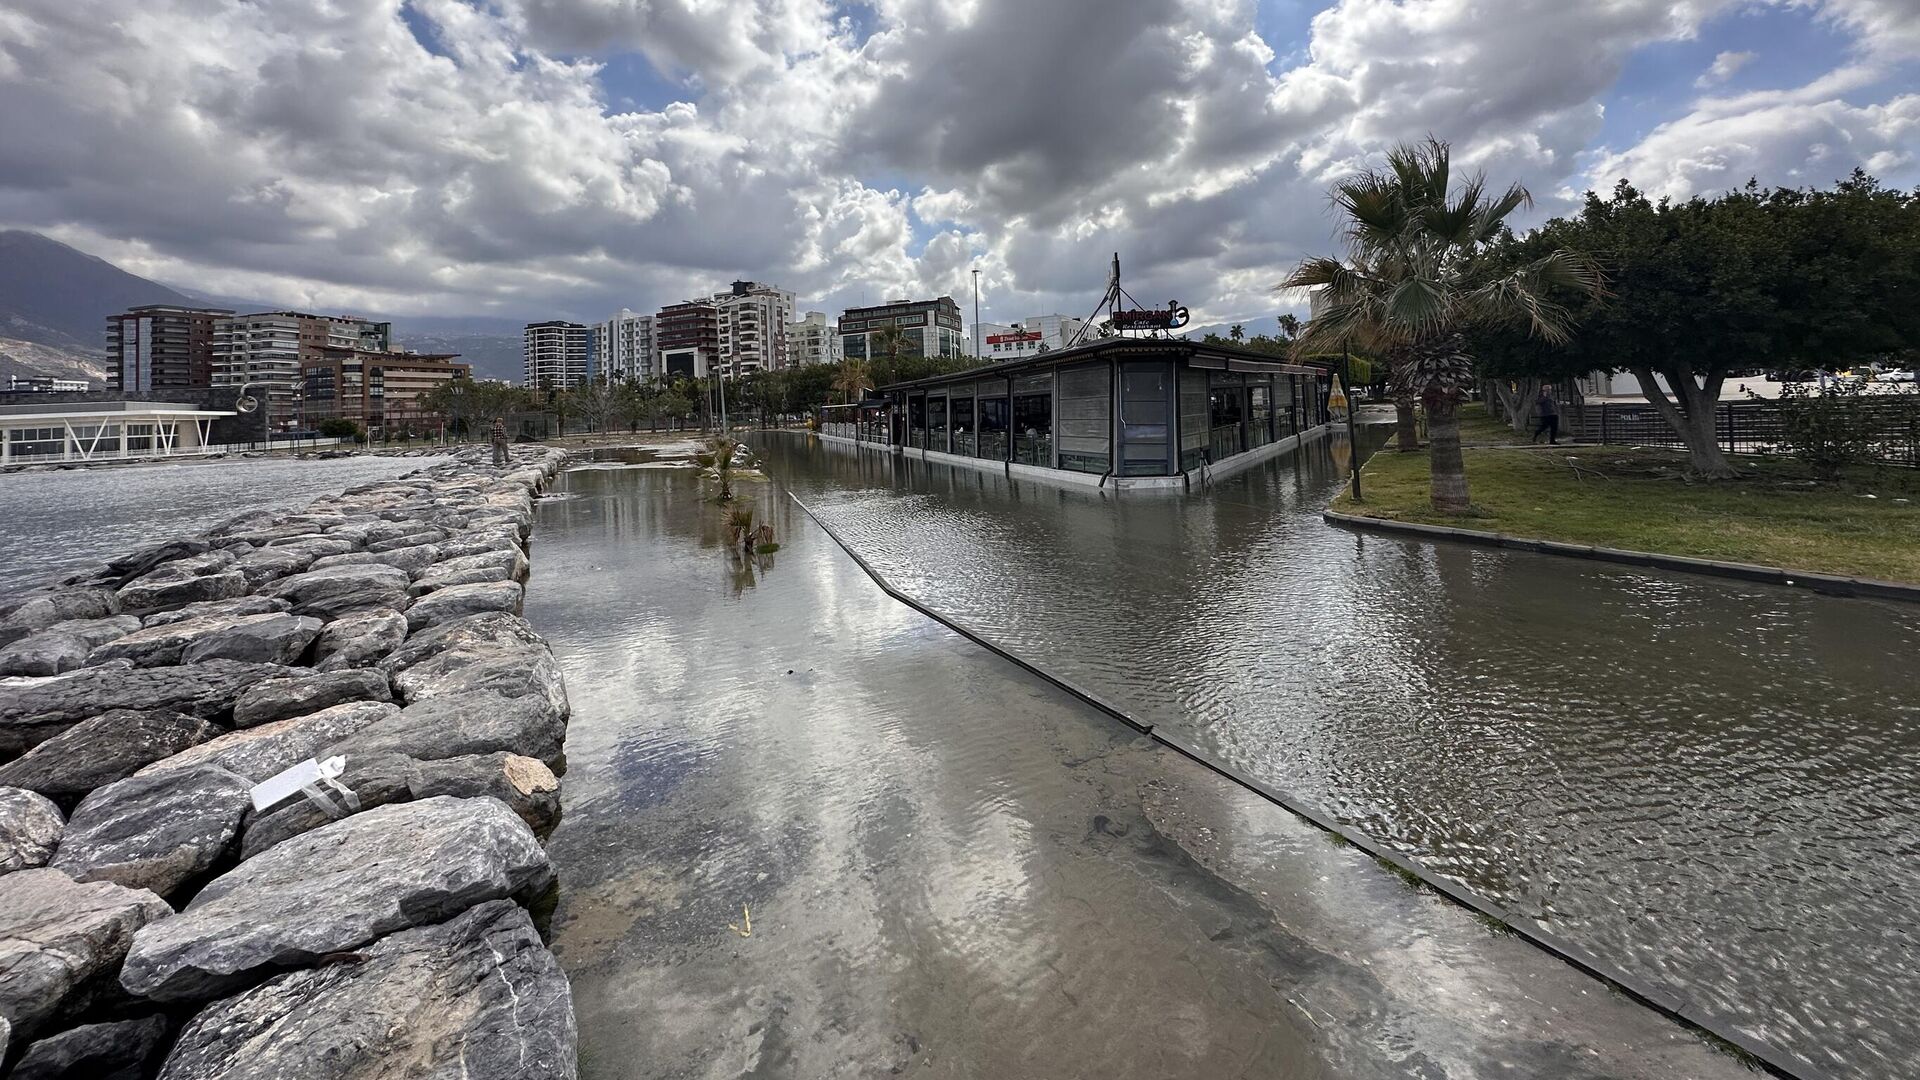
[0,446,578,1078]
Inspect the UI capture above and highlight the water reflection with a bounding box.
[753,427,1920,1080]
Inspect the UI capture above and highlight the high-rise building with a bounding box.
[838,297,966,364]
[714,281,795,378]
[591,309,657,384]
[786,311,843,368]
[213,311,389,428]
[522,321,590,390]
[300,349,470,436]
[974,314,1090,360]
[106,305,232,391]
[656,300,719,379]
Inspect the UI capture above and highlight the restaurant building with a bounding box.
[818,338,1335,489]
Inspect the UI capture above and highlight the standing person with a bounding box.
[1532,385,1561,445]
[490,415,510,466]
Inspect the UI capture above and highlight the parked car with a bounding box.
[1883,370,1916,383]
[1767,369,1820,382]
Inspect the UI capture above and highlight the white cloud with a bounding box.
[1695,49,1756,86]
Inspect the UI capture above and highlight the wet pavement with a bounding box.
[527,444,1755,1080]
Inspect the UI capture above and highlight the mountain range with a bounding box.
[0,230,526,383]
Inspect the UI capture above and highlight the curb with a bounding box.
[1322,510,1920,604]
[789,490,1827,1080]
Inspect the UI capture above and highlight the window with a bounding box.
[975,378,1008,459]
[1249,380,1273,448]
[949,395,973,456]
[927,394,948,452]
[1209,371,1245,459]
[1012,373,1051,466]
[1119,362,1171,475]
[1179,367,1209,471]
[1055,363,1111,474]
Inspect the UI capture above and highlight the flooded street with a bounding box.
[528,443,1762,1080]
[0,455,434,592]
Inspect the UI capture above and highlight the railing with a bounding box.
[952,432,975,457]
[1013,433,1051,466]
[976,432,1008,461]
[1208,424,1243,461]
[1579,396,1920,467]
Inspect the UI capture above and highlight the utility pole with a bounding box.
[972,268,982,360]
[1342,344,1361,500]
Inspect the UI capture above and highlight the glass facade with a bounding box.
[1055,363,1110,474]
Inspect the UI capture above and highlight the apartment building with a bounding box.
[213,311,390,428]
[591,309,657,384]
[300,348,470,436]
[839,297,966,363]
[106,305,233,391]
[786,311,843,368]
[523,321,590,390]
[974,313,1090,360]
[714,281,795,378]
[656,300,719,379]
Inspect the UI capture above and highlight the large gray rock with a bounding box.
[53,766,253,897]
[10,1014,171,1080]
[326,691,566,768]
[90,612,322,668]
[230,546,312,589]
[404,579,524,632]
[154,900,574,1080]
[308,544,438,575]
[137,701,399,783]
[100,539,214,585]
[263,564,410,619]
[0,589,119,648]
[366,526,447,552]
[114,551,248,615]
[0,710,219,799]
[408,547,529,596]
[0,661,287,756]
[119,797,553,1002]
[0,869,171,1040]
[242,751,561,858]
[231,669,392,729]
[432,531,525,562]
[142,596,289,629]
[311,607,410,671]
[0,787,63,873]
[0,617,143,676]
[381,612,567,719]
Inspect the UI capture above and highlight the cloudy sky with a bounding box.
[1,0,1915,329]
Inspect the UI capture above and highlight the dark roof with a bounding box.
[876,336,1334,393]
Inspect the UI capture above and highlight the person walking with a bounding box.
[1531,385,1561,445]
[490,415,510,466]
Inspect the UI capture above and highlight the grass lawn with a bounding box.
[1334,442,1920,584]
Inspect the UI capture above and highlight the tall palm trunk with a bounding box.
[1425,394,1470,513]
[1393,395,1419,451]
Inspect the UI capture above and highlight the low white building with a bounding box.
[974,314,1089,360]
[786,311,843,368]
[0,400,234,465]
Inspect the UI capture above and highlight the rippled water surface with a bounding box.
[753,430,1920,1079]
[0,455,433,592]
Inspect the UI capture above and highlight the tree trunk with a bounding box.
[1493,377,1540,434]
[1394,394,1419,452]
[1630,365,1735,478]
[1426,395,1471,513]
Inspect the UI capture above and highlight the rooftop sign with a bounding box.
[1110,302,1190,331]
[986,331,1042,345]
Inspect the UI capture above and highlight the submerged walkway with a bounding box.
[528,452,1750,1079]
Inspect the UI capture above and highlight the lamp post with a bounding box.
[1342,344,1361,500]
[972,268,982,361]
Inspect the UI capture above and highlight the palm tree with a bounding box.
[1229,323,1245,342]
[833,357,873,404]
[1280,138,1604,514]
[871,325,914,386]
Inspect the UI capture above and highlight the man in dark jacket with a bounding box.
[1531,386,1560,445]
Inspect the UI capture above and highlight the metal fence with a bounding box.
[1578,396,1920,466]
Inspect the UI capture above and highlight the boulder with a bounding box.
[310,608,408,671]
[0,710,219,799]
[262,536,356,563]
[431,531,524,562]
[326,691,566,768]
[231,547,311,589]
[119,797,553,1002]
[0,869,171,1040]
[10,1014,171,1080]
[0,589,119,649]
[404,580,524,632]
[231,670,392,729]
[0,617,143,677]
[307,544,438,575]
[153,901,574,1080]
[381,613,567,720]
[0,787,64,873]
[101,540,214,584]
[90,612,323,669]
[0,661,287,756]
[115,570,249,617]
[137,701,399,783]
[242,752,560,857]
[263,565,410,620]
[142,596,290,629]
[52,766,254,897]
[408,547,529,596]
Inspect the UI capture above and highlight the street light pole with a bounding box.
[1342,344,1361,501]
[972,268,982,360]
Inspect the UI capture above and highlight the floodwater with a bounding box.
[528,445,1757,1080]
[744,430,1920,1080]
[0,455,433,593]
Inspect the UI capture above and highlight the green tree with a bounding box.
[870,324,917,386]
[1282,138,1605,513]
[834,357,873,403]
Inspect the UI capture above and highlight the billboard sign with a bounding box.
[1110,302,1191,331]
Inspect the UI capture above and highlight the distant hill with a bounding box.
[0,230,195,353]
